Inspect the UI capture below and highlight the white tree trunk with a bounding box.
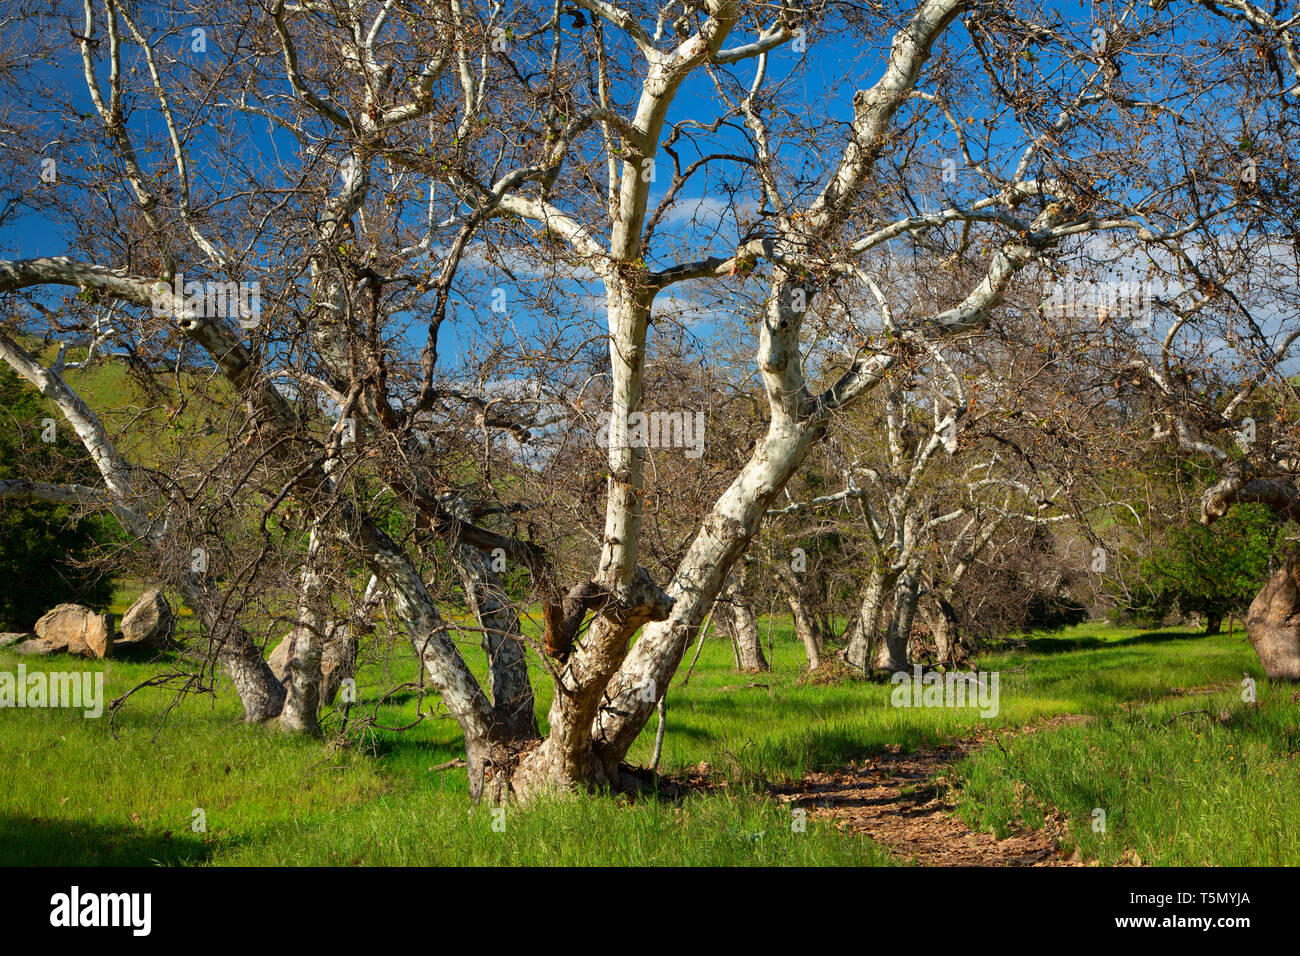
[774,563,822,670]
[592,273,824,774]
[874,566,921,673]
[452,540,538,740]
[717,576,768,672]
[279,525,328,735]
[842,564,896,674]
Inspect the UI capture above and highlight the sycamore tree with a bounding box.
[1119,9,1300,676]
[762,266,1148,673]
[0,0,1269,798]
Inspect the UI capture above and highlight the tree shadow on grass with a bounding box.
[1008,629,1206,656]
[0,814,215,866]
[1113,629,1223,646]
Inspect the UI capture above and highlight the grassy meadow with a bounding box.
[1,606,1295,866]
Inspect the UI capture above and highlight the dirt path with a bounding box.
[768,717,1091,866]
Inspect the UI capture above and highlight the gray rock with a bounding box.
[13,637,66,656]
[35,604,112,659]
[266,630,294,681]
[118,589,174,650]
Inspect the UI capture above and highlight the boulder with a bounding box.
[117,589,173,650]
[34,604,112,659]
[0,632,34,649]
[266,630,294,681]
[12,637,65,656]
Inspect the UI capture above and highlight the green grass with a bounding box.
[953,622,1300,866]
[0,614,1293,866]
[0,618,898,866]
[22,338,234,469]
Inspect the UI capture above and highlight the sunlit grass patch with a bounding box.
[0,617,1288,865]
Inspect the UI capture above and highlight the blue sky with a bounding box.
[2,1,1289,381]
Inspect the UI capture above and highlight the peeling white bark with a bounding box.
[451,534,538,740]
[279,525,327,736]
